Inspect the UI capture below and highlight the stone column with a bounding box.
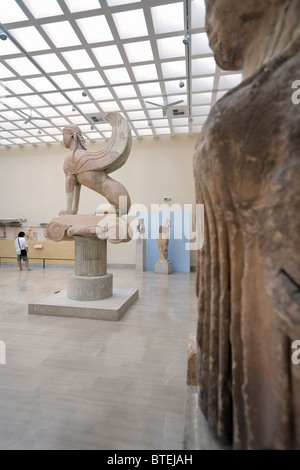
[67,236,113,301]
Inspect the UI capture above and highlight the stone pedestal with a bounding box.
[67,236,112,301]
[136,238,146,271]
[29,214,138,321]
[154,260,173,274]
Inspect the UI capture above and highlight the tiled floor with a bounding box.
[0,263,199,450]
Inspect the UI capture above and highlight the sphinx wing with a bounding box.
[71,112,132,175]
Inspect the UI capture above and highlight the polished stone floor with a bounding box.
[0,263,200,450]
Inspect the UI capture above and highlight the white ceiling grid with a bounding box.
[0,0,242,147]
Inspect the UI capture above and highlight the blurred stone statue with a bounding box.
[157,219,171,261]
[136,218,146,238]
[194,0,300,449]
[61,112,132,216]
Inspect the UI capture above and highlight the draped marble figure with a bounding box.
[194,0,300,449]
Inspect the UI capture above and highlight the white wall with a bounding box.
[0,134,199,265]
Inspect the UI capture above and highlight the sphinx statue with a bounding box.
[61,112,132,216]
[194,0,300,449]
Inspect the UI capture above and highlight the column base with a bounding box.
[67,273,113,301]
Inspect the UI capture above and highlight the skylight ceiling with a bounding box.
[0,0,242,147]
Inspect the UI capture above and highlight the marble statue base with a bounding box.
[136,238,146,271]
[154,260,173,275]
[28,288,139,322]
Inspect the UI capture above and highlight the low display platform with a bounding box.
[28,288,138,321]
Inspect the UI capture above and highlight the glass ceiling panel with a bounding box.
[77,71,105,87]
[0,122,20,130]
[161,60,186,79]
[42,22,81,48]
[1,96,25,108]
[120,99,142,110]
[92,45,123,67]
[1,110,23,120]
[127,110,146,120]
[62,50,95,70]
[65,90,90,103]
[165,80,187,94]
[26,77,57,92]
[172,117,188,126]
[77,103,99,113]
[0,39,20,56]
[9,26,50,52]
[5,58,41,76]
[38,107,61,118]
[44,93,69,105]
[151,3,184,34]
[112,10,148,39]
[107,0,141,5]
[123,41,154,63]
[100,101,121,112]
[22,95,48,107]
[0,64,15,79]
[51,74,80,90]
[0,0,28,23]
[192,92,213,105]
[32,54,67,73]
[192,105,211,116]
[139,82,162,97]
[21,0,64,18]
[64,0,101,13]
[113,85,137,99]
[104,68,131,84]
[4,80,33,94]
[89,88,114,101]
[76,16,113,43]
[192,77,214,92]
[192,57,216,76]
[157,37,186,60]
[191,0,206,29]
[132,64,158,82]
[192,33,213,56]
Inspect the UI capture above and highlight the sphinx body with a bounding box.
[61,113,132,216]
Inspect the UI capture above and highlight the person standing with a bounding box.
[15,231,30,271]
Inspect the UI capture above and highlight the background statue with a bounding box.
[194,0,300,449]
[136,218,145,238]
[157,219,171,261]
[61,112,132,216]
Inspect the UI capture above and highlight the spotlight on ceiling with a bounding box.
[179,80,185,88]
[90,125,95,130]
[189,117,194,123]
[0,27,8,41]
[148,120,153,127]
[72,105,76,112]
[82,89,88,97]
[183,34,190,46]
[38,129,42,135]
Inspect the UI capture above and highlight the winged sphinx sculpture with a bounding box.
[61,112,132,216]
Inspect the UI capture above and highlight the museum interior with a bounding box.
[0,0,299,451]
